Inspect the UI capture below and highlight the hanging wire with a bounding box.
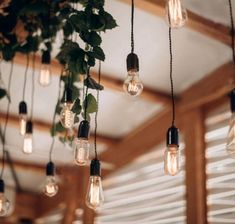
[49,69,63,162]
[30,53,36,120]
[131,0,135,53]
[169,27,176,126]
[228,0,235,66]
[1,61,14,178]
[84,67,90,121]
[23,54,29,101]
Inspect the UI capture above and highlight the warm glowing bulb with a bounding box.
[164,145,180,176]
[226,113,235,157]
[19,115,27,136]
[73,138,90,166]
[23,133,33,154]
[123,71,143,97]
[39,64,51,86]
[60,103,75,129]
[0,193,10,217]
[44,176,58,197]
[166,0,188,28]
[86,176,104,210]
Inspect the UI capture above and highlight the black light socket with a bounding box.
[0,179,5,193]
[62,87,73,103]
[230,89,235,113]
[166,126,179,147]
[90,159,101,176]
[19,101,27,114]
[77,120,90,139]
[42,50,51,64]
[126,53,139,72]
[46,162,55,176]
[26,121,33,134]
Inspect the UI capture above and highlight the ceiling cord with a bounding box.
[84,67,90,121]
[131,0,135,53]
[30,53,36,120]
[22,54,29,101]
[1,61,14,178]
[228,0,235,66]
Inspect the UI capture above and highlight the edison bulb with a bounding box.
[19,114,27,136]
[86,176,104,210]
[164,145,180,176]
[23,133,33,154]
[73,138,90,166]
[60,103,75,129]
[166,0,188,28]
[0,193,10,217]
[39,64,51,86]
[44,176,58,197]
[226,113,235,157]
[123,71,143,97]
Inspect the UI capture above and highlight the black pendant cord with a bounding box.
[131,0,135,53]
[228,0,235,66]
[1,61,14,179]
[30,53,36,120]
[94,61,101,159]
[169,27,176,126]
[84,67,90,121]
[49,69,63,162]
[22,54,29,102]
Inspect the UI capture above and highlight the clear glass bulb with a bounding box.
[86,176,104,210]
[39,64,51,86]
[0,193,10,217]
[60,102,75,129]
[23,133,33,154]
[164,145,180,176]
[73,138,90,166]
[19,114,27,136]
[166,0,188,28]
[123,71,143,97]
[226,113,235,157]
[44,176,58,197]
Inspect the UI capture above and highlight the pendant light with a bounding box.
[44,162,58,197]
[60,86,74,129]
[226,0,235,157]
[18,54,29,136]
[0,180,10,217]
[23,120,33,154]
[165,0,188,28]
[123,0,143,97]
[164,28,180,176]
[39,50,51,86]
[86,61,104,210]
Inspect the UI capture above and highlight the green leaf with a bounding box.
[81,112,91,122]
[79,31,102,47]
[100,10,118,30]
[83,93,98,114]
[72,98,82,114]
[63,20,74,37]
[0,89,6,100]
[84,77,104,90]
[69,12,87,31]
[88,14,105,31]
[50,121,65,137]
[74,115,80,124]
[88,46,105,61]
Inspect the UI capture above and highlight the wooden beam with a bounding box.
[182,109,207,224]
[13,53,171,105]
[119,0,234,46]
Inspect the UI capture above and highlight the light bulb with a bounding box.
[39,64,51,86]
[19,101,27,136]
[60,102,75,129]
[23,121,33,154]
[73,138,90,166]
[86,159,104,210]
[0,180,10,217]
[123,71,143,97]
[44,176,58,197]
[166,0,188,28]
[164,145,180,176]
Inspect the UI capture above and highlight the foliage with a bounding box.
[0,0,117,141]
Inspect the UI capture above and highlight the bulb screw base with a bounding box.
[0,179,5,193]
[78,120,90,139]
[42,50,51,64]
[19,101,27,114]
[126,53,139,72]
[62,87,73,103]
[166,126,179,147]
[230,89,235,112]
[46,162,55,176]
[26,121,33,134]
[90,159,101,176]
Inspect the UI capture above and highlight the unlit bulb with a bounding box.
[73,138,90,166]
[226,113,235,157]
[123,71,143,97]
[164,145,180,176]
[0,193,10,217]
[60,103,75,129]
[44,176,58,197]
[23,133,33,154]
[39,64,51,86]
[86,176,104,210]
[166,0,188,28]
[19,115,27,136]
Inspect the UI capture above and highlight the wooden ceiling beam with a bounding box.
[119,0,233,46]
[13,53,171,105]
